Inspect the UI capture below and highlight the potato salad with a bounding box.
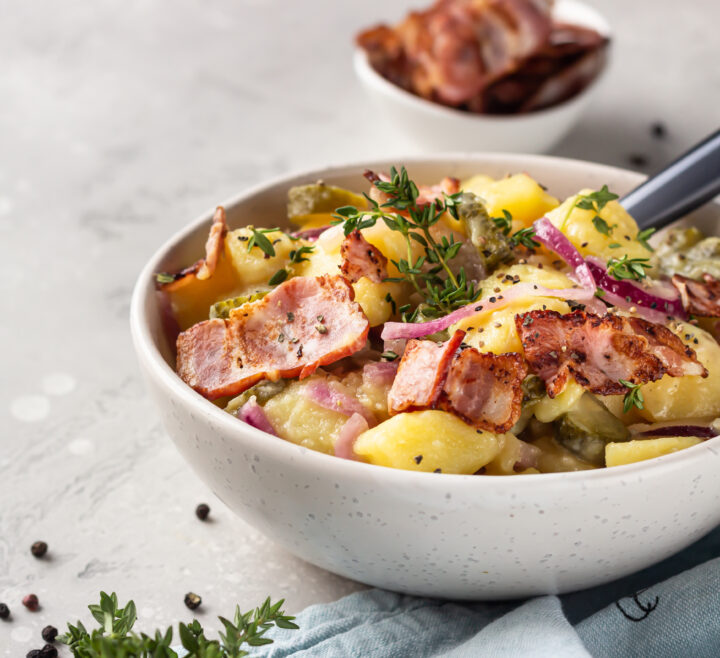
[156,167,720,475]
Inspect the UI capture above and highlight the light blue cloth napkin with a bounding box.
[251,524,720,657]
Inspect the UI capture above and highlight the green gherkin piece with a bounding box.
[655,227,720,280]
[553,393,630,466]
[457,192,514,273]
[209,291,268,319]
[287,183,367,220]
[224,379,288,415]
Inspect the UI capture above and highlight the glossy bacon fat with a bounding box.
[340,230,389,283]
[672,274,720,317]
[176,275,370,399]
[516,310,707,398]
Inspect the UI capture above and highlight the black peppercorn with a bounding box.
[23,594,39,611]
[31,541,48,558]
[0,603,9,619]
[195,504,210,521]
[650,122,666,139]
[184,592,202,610]
[40,645,58,658]
[42,625,58,643]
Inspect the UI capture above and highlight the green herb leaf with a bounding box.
[592,215,613,236]
[509,227,540,250]
[155,272,176,284]
[620,379,644,413]
[381,350,399,361]
[491,209,513,235]
[247,226,279,257]
[268,269,289,286]
[289,244,315,263]
[637,227,656,252]
[606,255,652,281]
[575,185,619,213]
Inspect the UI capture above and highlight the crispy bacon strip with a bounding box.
[157,207,228,291]
[340,230,388,283]
[515,310,707,398]
[439,349,527,433]
[672,274,720,317]
[177,275,370,399]
[388,330,466,413]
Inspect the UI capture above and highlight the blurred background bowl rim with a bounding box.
[352,0,612,123]
[130,152,720,489]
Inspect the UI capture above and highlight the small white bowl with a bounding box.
[131,154,720,600]
[354,0,611,154]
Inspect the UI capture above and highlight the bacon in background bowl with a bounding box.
[354,0,611,153]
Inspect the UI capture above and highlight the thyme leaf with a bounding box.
[620,379,644,413]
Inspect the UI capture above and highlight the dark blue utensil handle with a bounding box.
[620,128,720,230]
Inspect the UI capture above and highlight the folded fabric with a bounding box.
[251,524,720,657]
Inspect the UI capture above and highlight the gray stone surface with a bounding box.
[0,0,717,654]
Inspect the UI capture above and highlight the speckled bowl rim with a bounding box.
[353,0,612,123]
[130,152,720,489]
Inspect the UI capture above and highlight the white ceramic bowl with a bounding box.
[131,154,720,600]
[354,0,611,154]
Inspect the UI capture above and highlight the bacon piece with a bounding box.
[340,230,388,283]
[176,275,370,399]
[439,349,527,432]
[672,273,720,317]
[388,330,466,413]
[157,207,228,291]
[515,310,707,398]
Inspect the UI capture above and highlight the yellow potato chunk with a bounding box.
[637,322,720,422]
[545,190,650,264]
[461,173,559,230]
[354,410,501,474]
[225,228,295,288]
[605,437,702,467]
[484,433,537,475]
[451,264,573,354]
[262,380,348,455]
[532,379,585,422]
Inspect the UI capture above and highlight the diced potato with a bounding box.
[353,410,501,474]
[451,264,573,354]
[460,173,559,230]
[637,322,720,422]
[165,249,239,330]
[262,379,349,455]
[484,433,535,475]
[545,190,651,264]
[599,393,644,424]
[605,437,702,467]
[225,228,295,288]
[532,379,585,422]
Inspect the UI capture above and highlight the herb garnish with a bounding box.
[332,166,480,320]
[620,380,644,413]
[576,186,619,238]
[289,245,315,263]
[247,227,280,257]
[59,591,299,657]
[606,255,652,281]
[636,227,656,252]
[491,209,513,234]
[381,350,399,361]
[268,269,288,286]
[509,227,539,250]
[155,272,176,284]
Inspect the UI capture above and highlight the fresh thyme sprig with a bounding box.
[620,380,644,413]
[491,209,513,234]
[59,591,298,658]
[267,244,315,286]
[509,227,539,249]
[247,227,281,257]
[606,255,652,281]
[576,186,619,238]
[636,227,656,252]
[332,166,480,319]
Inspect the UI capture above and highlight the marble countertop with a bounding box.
[1,0,718,654]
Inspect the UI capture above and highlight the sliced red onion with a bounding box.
[586,258,686,322]
[334,412,369,460]
[513,441,542,472]
[632,425,717,439]
[304,379,376,426]
[533,217,596,292]
[362,360,399,388]
[290,225,331,241]
[238,396,277,436]
[381,282,593,340]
